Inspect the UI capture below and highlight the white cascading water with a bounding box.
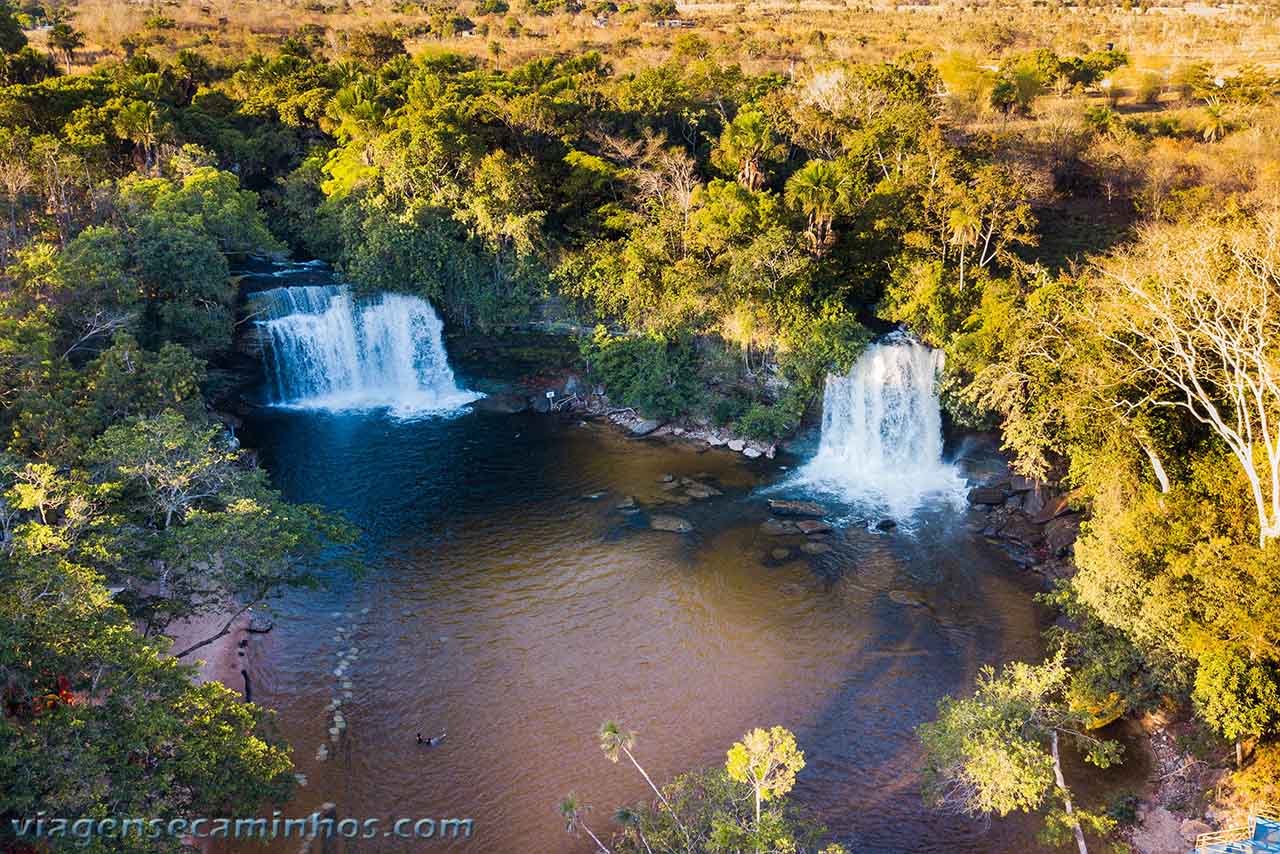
[250,285,480,416]
[799,333,965,514]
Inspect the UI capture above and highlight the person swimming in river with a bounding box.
[417,732,446,747]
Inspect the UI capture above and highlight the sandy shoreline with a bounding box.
[165,609,254,697]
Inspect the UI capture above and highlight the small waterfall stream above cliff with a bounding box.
[250,284,479,416]
[800,333,965,514]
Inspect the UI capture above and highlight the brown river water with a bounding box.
[228,404,1147,854]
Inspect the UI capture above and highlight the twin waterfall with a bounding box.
[250,285,479,416]
[801,334,964,514]
[253,279,957,511]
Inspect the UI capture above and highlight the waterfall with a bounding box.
[799,333,964,513]
[250,285,480,416]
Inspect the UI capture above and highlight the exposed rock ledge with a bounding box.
[964,474,1084,579]
[468,373,780,461]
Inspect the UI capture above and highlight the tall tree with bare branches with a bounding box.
[1090,207,1280,546]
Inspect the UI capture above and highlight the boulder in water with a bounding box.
[742,447,762,459]
[472,393,529,414]
[247,614,274,633]
[967,486,1008,507]
[616,495,637,511]
[631,419,663,437]
[797,520,833,535]
[649,514,694,533]
[875,518,898,531]
[997,514,1042,548]
[727,439,746,452]
[768,499,829,517]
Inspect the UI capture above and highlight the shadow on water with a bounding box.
[234,392,1141,854]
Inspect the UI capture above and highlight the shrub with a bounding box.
[778,312,871,400]
[581,327,701,418]
[1233,743,1280,804]
[736,400,798,441]
[711,393,749,427]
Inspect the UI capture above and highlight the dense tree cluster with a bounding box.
[0,0,1278,848]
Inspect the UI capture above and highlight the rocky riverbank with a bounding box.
[469,374,784,461]
[961,472,1083,580]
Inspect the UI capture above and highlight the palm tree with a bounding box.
[328,75,388,149]
[599,721,692,850]
[947,206,981,290]
[614,807,654,854]
[47,23,84,74]
[558,793,612,853]
[785,159,846,256]
[113,100,162,174]
[1200,100,1229,143]
[713,109,784,192]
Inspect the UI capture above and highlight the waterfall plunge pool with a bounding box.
[228,261,1141,853]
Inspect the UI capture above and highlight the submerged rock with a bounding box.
[767,499,829,518]
[800,541,832,555]
[684,483,722,500]
[796,520,833,535]
[769,547,792,560]
[649,514,694,533]
[888,590,926,607]
[615,495,637,511]
[874,519,898,531]
[760,518,800,536]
